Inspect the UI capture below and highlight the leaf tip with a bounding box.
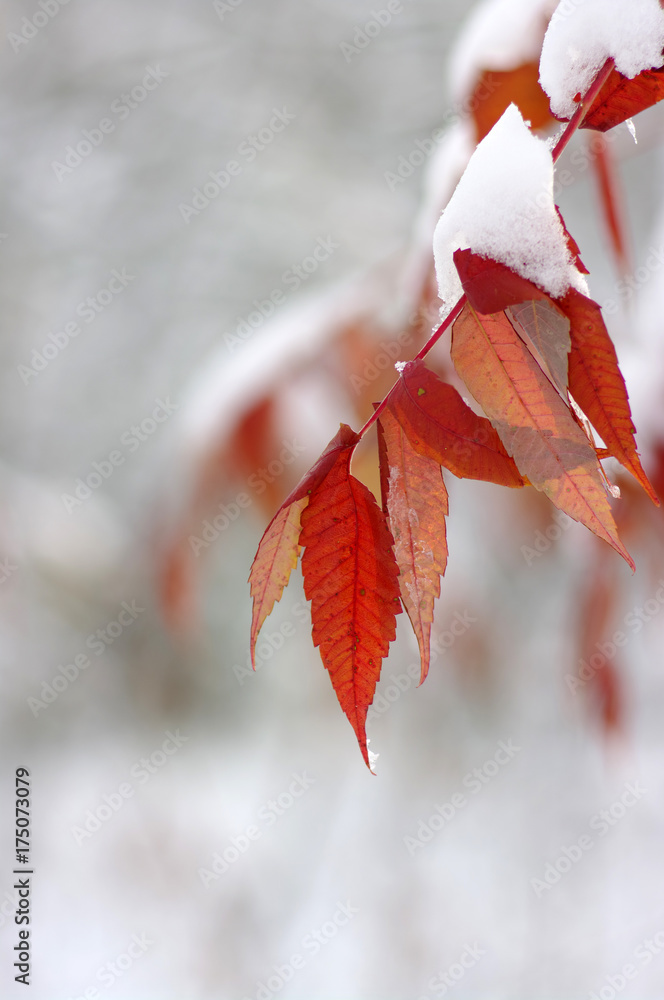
[621,546,636,575]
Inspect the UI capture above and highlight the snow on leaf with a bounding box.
[449,0,555,109]
[451,301,634,568]
[433,105,588,308]
[560,288,659,505]
[249,423,359,666]
[388,359,526,488]
[299,441,401,772]
[539,0,664,122]
[377,406,449,685]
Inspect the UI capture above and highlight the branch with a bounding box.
[355,294,466,441]
[551,58,615,163]
[354,59,617,450]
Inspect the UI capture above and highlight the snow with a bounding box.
[540,0,664,119]
[433,104,589,307]
[449,0,556,104]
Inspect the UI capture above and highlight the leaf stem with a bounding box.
[356,383,397,441]
[414,293,466,360]
[356,294,466,441]
[551,58,615,163]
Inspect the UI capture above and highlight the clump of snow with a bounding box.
[540,0,664,119]
[449,0,556,104]
[433,104,589,306]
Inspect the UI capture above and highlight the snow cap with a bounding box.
[449,0,555,104]
[540,0,664,119]
[433,103,588,307]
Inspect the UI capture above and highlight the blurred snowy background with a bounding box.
[0,0,664,997]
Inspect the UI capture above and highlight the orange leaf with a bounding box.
[505,299,571,396]
[580,59,664,132]
[299,445,401,771]
[388,359,525,488]
[249,498,307,667]
[560,288,659,505]
[451,302,634,568]
[471,63,554,142]
[377,406,448,685]
[249,424,359,666]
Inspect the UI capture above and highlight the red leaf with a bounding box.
[281,423,361,510]
[249,424,359,666]
[377,405,449,684]
[388,359,526,488]
[229,397,284,515]
[451,302,634,568]
[454,248,548,314]
[560,288,659,505]
[299,444,401,771]
[555,206,590,275]
[580,58,664,132]
[454,229,587,319]
[590,139,631,276]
